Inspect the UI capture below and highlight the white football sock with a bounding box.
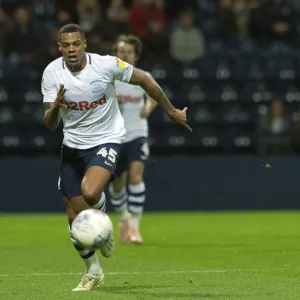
[128,183,146,228]
[130,213,141,229]
[109,185,130,221]
[83,252,101,276]
[69,227,101,276]
[91,192,106,212]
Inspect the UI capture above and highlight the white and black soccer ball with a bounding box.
[71,209,113,249]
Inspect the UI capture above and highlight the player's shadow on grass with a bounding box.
[139,243,246,248]
[100,286,273,298]
[100,285,172,291]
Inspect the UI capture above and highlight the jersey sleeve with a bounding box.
[41,68,57,103]
[105,55,134,83]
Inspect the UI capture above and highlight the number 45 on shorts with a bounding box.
[97,147,117,165]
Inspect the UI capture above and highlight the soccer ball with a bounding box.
[71,209,113,249]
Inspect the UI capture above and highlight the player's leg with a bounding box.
[127,161,146,243]
[81,166,110,207]
[109,144,129,220]
[59,158,104,291]
[109,171,130,242]
[109,171,128,216]
[64,195,104,291]
[127,138,149,243]
[67,197,104,291]
[80,143,121,256]
[81,165,115,258]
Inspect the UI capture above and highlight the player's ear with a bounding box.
[58,42,62,52]
[83,39,87,49]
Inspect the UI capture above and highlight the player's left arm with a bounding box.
[129,68,192,132]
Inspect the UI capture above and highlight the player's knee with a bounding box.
[81,182,101,204]
[128,173,143,185]
[82,188,98,203]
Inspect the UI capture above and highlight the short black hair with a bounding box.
[58,24,85,42]
[112,34,143,60]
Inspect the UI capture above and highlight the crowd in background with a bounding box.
[1,0,300,155]
[1,0,299,67]
[0,0,199,67]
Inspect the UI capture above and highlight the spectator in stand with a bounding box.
[56,9,73,27]
[104,0,130,40]
[107,0,129,24]
[76,0,102,33]
[170,8,205,66]
[259,0,298,47]
[129,0,165,37]
[130,0,168,65]
[5,6,38,63]
[0,8,12,53]
[218,0,258,38]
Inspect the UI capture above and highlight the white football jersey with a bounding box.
[116,70,151,143]
[41,53,133,149]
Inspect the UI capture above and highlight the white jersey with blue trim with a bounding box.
[41,53,133,149]
[115,70,151,143]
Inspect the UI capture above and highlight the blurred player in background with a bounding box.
[42,24,191,291]
[109,35,158,244]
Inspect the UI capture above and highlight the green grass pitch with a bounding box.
[0,212,300,300]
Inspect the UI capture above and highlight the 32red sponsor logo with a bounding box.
[65,96,107,111]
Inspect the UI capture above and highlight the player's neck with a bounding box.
[66,55,87,73]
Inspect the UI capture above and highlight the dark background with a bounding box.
[1,156,299,212]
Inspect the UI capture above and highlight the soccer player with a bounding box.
[42,23,191,292]
[109,35,158,244]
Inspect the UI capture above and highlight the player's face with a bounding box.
[59,32,87,71]
[116,42,136,66]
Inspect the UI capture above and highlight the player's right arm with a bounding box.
[43,85,67,131]
[41,68,67,131]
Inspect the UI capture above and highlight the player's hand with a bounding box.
[140,105,151,118]
[54,84,68,109]
[167,107,192,132]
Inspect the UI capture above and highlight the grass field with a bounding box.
[1,212,300,300]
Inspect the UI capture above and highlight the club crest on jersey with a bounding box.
[115,57,127,69]
[90,80,105,93]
